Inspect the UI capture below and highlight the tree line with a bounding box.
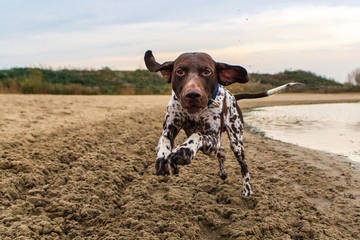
[0,67,359,94]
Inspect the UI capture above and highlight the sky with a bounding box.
[1,0,359,83]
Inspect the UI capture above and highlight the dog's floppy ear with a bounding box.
[144,50,173,83]
[216,62,249,86]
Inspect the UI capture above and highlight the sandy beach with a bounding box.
[1,93,360,239]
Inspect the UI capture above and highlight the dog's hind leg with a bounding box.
[231,144,252,197]
[217,147,227,180]
[224,96,252,197]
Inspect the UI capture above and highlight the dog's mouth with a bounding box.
[181,100,207,114]
[186,104,203,114]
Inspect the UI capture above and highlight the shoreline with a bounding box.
[245,119,360,167]
[243,102,360,167]
[1,93,360,239]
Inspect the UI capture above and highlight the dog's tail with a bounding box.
[234,82,303,100]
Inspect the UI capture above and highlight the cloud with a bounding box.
[0,3,359,82]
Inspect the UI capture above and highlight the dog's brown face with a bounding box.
[171,53,217,113]
[144,50,249,114]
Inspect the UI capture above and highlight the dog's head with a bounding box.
[144,50,248,114]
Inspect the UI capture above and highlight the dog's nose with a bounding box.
[185,89,202,99]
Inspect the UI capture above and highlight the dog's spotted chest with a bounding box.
[174,88,225,136]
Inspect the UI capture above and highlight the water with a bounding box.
[245,103,360,162]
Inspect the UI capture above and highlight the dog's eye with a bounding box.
[202,68,212,77]
[175,68,185,77]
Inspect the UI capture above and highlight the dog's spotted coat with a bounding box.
[144,50,256,197]
[156,86,252,197]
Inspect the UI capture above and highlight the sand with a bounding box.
[1,93,360,239]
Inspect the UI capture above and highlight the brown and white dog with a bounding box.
[144,50,299,197]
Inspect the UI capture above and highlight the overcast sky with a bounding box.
[1,0,359,82]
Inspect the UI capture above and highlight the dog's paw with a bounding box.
[241,182,252,197]
[170,161,179,175]
[168,147,193,165]
[155,158,170,175]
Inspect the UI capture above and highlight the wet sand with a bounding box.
[1,93,360,239]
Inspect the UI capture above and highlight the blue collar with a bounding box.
[208,83,220,106]
[212,83,220,100]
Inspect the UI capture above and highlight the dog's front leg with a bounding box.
[156,110,182,175]
[156,135,173,175]
[168,133,219,169]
